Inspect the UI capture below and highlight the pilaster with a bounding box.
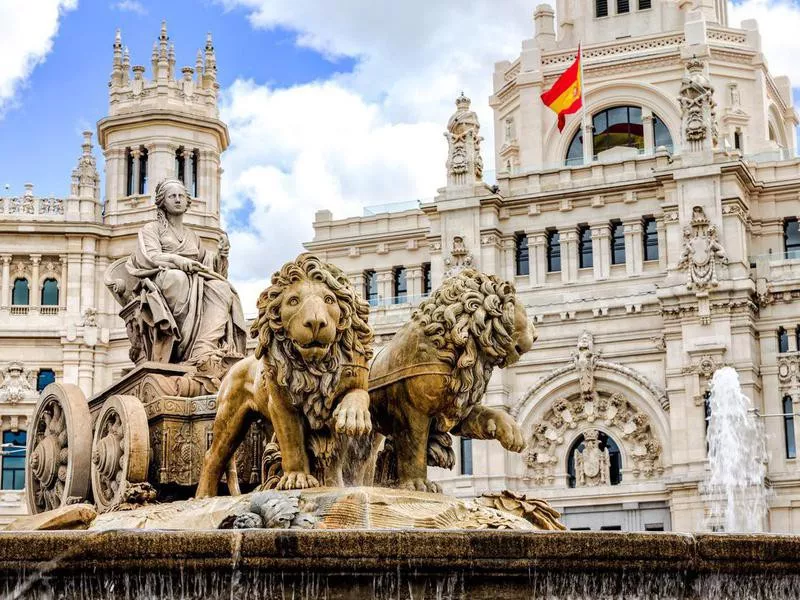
[530,231,548,286]
[623,218,643,276]
[406,265,424,298]
[560,227,579,283]
[590,222,611,280]
[0,255,10,308]
[30,255,41,309]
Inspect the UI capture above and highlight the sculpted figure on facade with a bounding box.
[444,92,484,186]
[572,330,598,398]
[574,429,610,487]
[678,206,728,290]
[443,235,474,278]
[678,59,718,150]
[0,362,37,405]
[367,269,536,491]
[106,178,246,371]
[196,253,374,496]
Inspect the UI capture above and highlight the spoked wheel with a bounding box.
[90,395,149,513]
[25,384,92,514]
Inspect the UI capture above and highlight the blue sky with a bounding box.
[0,0,798,310]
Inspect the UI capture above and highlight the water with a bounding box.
[704,367,768,532]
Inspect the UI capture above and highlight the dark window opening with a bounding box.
[611,220,626,265]
[617,0,630,13]
[639,0,652,8]
[125,148,134,196]
[734,129,743,151]
[37,369,55,392]
[596,0,609,17]
[515,233,529,276]
[364,270,378,306]
[567,431,622,487]
[12,279,29,306]
[704,390,712,453]
[779,327,790,354]
[784,395,797,459]
[138,147,148,195]
[784,218,800,259]
[645,523,664,531]
[41,278,59,306]
[579,225,593,269]
[566,130,584,166]
[393,267,407,304]
[460,437,473,475]
[653,115,673,153]
[2,430,26,490]
[422,263,432,296]
[601,525,622,531]
[593,106,643,157]
[643,217,659,261]
[547,230,561,273]
[191,150,199,197]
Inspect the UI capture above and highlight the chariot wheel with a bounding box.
[25,383,92,514]
[90,395,149,512]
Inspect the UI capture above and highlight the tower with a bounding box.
[98,23,229,232]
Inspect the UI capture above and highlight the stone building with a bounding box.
[0,23,229,523]
[305,0,800,532]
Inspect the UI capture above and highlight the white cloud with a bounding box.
[729,0,800,85]
[113,0,147,15]
[218,1,533,309]
[0,0,77,116]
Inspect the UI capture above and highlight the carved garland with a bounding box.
[524,392,664,487]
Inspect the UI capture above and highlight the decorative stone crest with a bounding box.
[678,59,718,151]
[443,235,474,278]
[525,392,663,486]
[444,92,484,187]
[573,429,611,487]
[0,362,38,405]
[678,206,728,290]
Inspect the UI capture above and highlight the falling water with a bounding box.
[705,366,768,532]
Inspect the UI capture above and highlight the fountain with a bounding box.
[704,367,769,532]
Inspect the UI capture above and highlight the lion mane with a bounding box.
[252,253,373,429]
[412,269,517,413]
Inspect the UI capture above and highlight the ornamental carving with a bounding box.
[573,429,610,487]
[778,353,800,389]
[682,354,727,378]
[573,331,598,398]
[0,362,38,405]
[444,92,484,186]
[678,59,718,150]
[443,235,474,278]
[678,206,728,290]
[525,392,663,486]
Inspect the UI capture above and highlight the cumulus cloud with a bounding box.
[219,1,533,309]
[0,0,77,116]
[113,0,147,15]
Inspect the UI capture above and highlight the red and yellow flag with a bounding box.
[540,45,582,132]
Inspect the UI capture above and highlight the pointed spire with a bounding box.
[168,43,176,81]
[111,29,123,87]
[195,49,204,84]
[122,46,130,85]
[159,20,169,58]
[203,31,217,89]
[151,41,158,78]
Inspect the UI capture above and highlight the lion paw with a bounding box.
[487,414,527,453]
[276,472,320,490]
[399,478,441,494]
[332,391,372,436]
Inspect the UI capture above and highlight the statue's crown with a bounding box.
[456,91,471,110]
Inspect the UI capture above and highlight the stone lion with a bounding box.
[196,253,374,497]
[367,269,536,492]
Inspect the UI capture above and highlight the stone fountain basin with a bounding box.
[2,530,800,599]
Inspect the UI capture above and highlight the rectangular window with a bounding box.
[638,0,651,9]
[601,525,622,531]
[547,230,561,273]
[611,220,626,265]
[617,0,630,13]
[784,396,797,459]
[734,130,743,151]
[579,225,593,269]
[596,0,608,17]
[779,327,789,353]
[643,217,659,261]
[644,523,664,532]
[393,267,407,304]
[1,430,26,490]
[460,437,473,475]
[364,270,378,306]
[515,233,529,276]
[784,218,800,259]
[125,148,134,197]
[138,148,148,195]
[422,263,432,296]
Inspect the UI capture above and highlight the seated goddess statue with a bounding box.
[107,178,246,373]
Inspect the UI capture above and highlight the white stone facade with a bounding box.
[305,0,800,532]
[0,23,230,524]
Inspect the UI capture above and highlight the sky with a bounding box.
[0,0,797,311]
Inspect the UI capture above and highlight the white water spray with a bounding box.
[705,367,768,532]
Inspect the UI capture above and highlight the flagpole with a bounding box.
[578,43,587,137]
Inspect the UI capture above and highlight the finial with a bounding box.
[160,20,168,41]
[82,131,93,149]
[114,29,122,48]
[205,31,214,50]
[456,91,471,109]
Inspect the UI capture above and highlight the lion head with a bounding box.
[412,269,535,411]
[252,253,373,428]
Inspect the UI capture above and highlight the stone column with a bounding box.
[0,254,11,308]
[642,108,655,155]
[623,218,643,277]
[66,252,81,315]
[59,255,67,309]
[80,238,96,312]
[406,265,424,300]
[560,227,579,283]
[591,222,611,280]
[30,255,41,308]
[656,217,668,272]
[530,231,547,286]
[376,268,393,305]
[184,149,195,197]
[582,117,594,164]
[349,271,366,301]
[503,237,515,282]
[129,148,140,196]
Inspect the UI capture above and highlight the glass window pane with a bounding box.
[566,131,583,166]
[12,279,29,306]
[37,369,55,392]
[41,279,59,306]
[596,0,608,17]
[548,231,561,272]
[784,219,800,258]
[579,226,593,268]
[779,328,789,353]
[460,438,473,475]
[611,221,626,265]
[364,271,378,306]
[516,234,529,276]
[422,263,432,296]
[784,396,796,459]
[617,0,630,13]
[653,116,673,152]
[643,218,659,261]
[393,268,407,304]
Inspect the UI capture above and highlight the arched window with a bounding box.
[784,395,796,459]
[41,278,58,306]
[567,431,622,487]
[653,114,673,152]
[37,369,55,392]
[566,131,584,166]
[11,279,29,306]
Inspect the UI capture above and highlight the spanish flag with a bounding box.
[540,45,582,132]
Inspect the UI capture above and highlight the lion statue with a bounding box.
[365,269,536,492]
[196,253,374,497]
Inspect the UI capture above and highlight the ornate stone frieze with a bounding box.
[678,206,728,290]
[0,362,38,405]
[678,59,718,150]
[777,353,800,389]
[525,392,663,486]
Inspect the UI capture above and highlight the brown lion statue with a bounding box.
[196,253,373,497]
[366,269,536,492]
